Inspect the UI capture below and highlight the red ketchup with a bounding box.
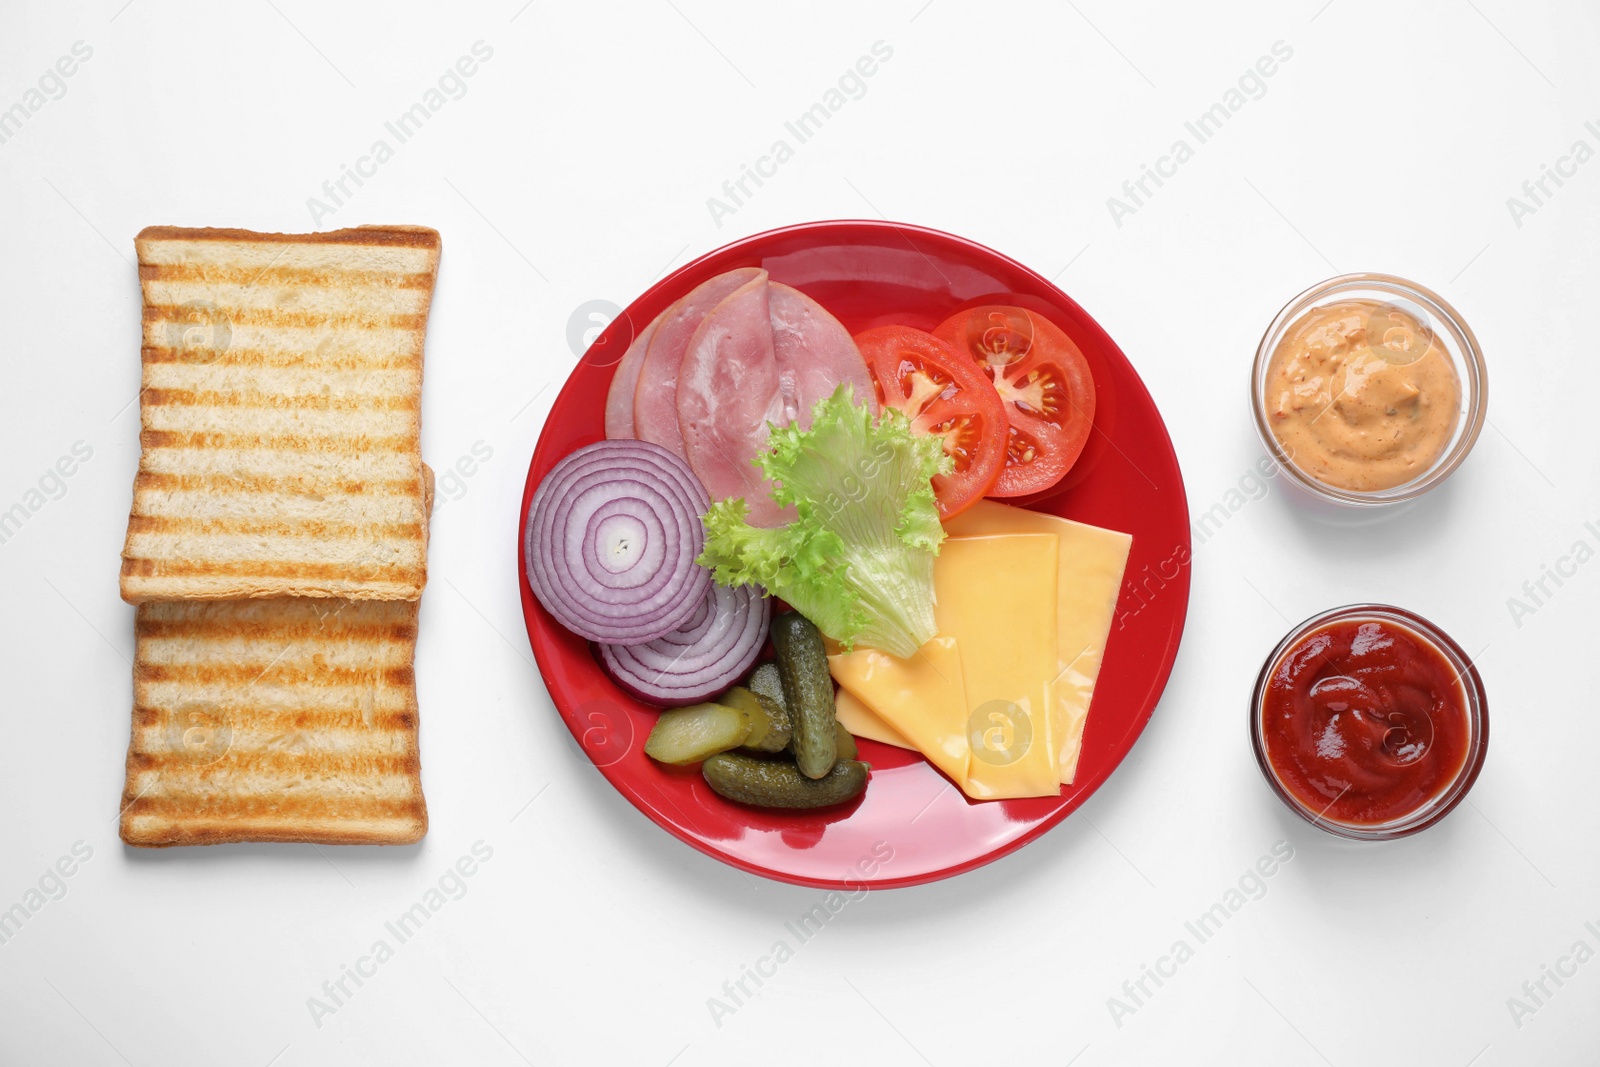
[1260,618,1469,826]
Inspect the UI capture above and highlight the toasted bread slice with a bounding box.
[120,225,441,603]
[120,597,427,846]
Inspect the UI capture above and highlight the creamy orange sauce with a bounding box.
[1264,299,1461,492]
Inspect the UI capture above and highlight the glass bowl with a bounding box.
[1249,604,1488,840]
[1251,274,1487,506]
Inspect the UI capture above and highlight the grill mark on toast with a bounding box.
[123,559,419,582]
[140,429,415,453]
[144,304,427,332]
[140,388,418,412]
[134,470,415,494]
[122,794,424,822]
[138,662,415,686]
[140,263,436,288]
[126,749,418,776]
[138,409,418,443]
[135,599,415,623]
[127,514,423,540]
[125,765,422,796]
[134,613,417,641]
[142,345,419,370]
[133,704,416,730]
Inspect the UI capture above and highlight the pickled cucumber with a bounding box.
[643,703,750,765]
[770,613,836,779]
[834,721,858,761]
[718,687,792,753]
[746,662,788,713]
[702,753,869,809]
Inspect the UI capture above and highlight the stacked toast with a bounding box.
[118,225,441,846]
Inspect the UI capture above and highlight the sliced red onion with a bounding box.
[525,440,712,644]
[597,583,770,707]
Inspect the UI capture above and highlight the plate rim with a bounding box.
[517,218,1191,890]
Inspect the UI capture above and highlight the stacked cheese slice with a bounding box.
[830,501,1132,801]
[117,225,441,846]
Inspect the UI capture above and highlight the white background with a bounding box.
[1,0,1596,1063]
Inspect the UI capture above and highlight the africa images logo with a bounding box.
[306,841,495,1028]
[567,300,622,359]
[571,698,634,768]
[0,40,93,148]
[306,41,495,226]
[967,699,1032,766]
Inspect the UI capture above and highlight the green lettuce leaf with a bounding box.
[698,384,952,659]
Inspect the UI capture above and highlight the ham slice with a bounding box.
[676,275,790,527]
[603,315,658,439]
[768,282,876,427]
[633,267,764,456]
[676,276,877,526]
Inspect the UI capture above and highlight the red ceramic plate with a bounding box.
[518,221,1190,889]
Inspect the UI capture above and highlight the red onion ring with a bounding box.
[597,582,770,707]
[525,440,712,644]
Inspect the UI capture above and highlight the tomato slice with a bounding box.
[933,306,1096,498]
[852,325,1007,519]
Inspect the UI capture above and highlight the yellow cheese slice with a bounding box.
[833,689,915,750]
[934,534,1062,799]
[944,501,1132,784]
[830,636,969,786]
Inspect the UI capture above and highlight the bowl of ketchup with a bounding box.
[1251,604,1488,839]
